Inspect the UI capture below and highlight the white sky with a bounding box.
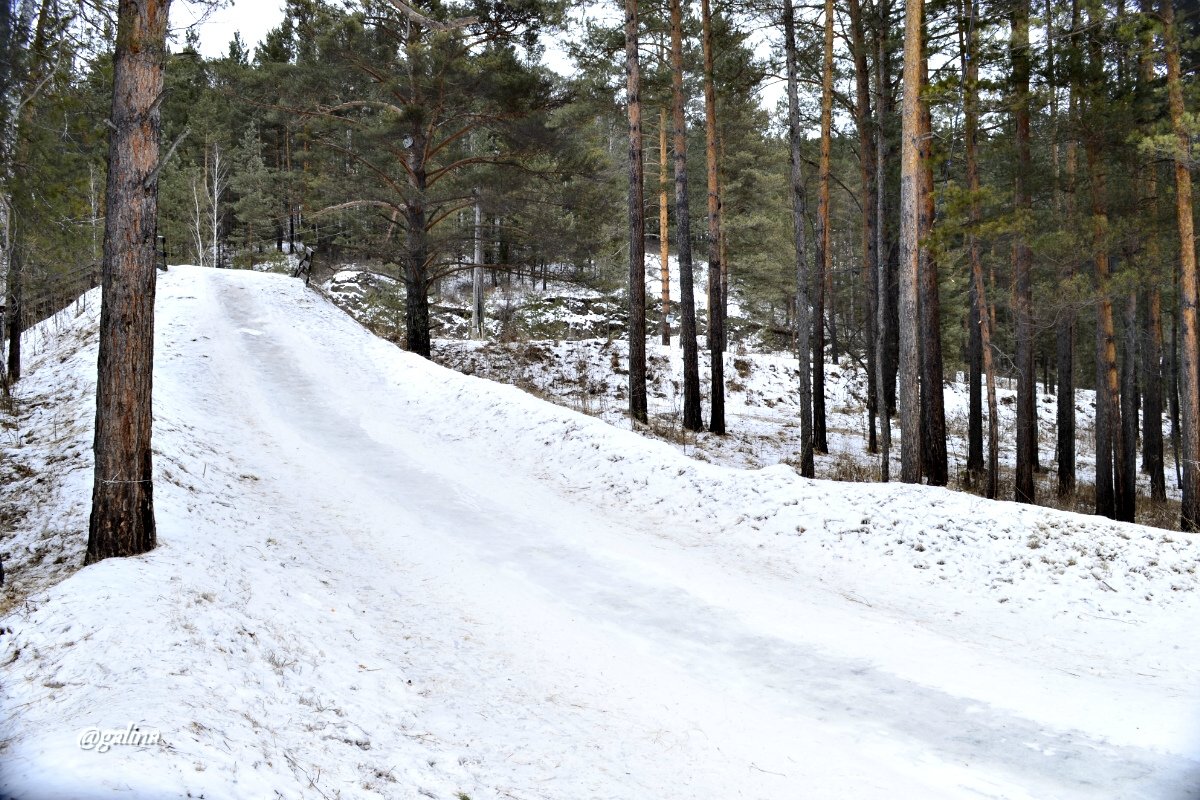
[172,0,287,59]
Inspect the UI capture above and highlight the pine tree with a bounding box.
[232,125,277,269]
[88,0,170,564]
[1012,0,1036,503]
[669,0,702,432]
[700,0,724,434]
[783,0,813,477]
[1162,0,1199,530]
[625,0,648,424]
[898,0,924,484]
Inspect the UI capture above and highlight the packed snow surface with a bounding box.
[1,266,1198,799]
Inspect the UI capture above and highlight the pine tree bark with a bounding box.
[87,0,170,564]
[1170,306,1183,487]
[875,0,899,421]
[471,192,484,338]
[625,0,648,424]
[700,0,724,434]
[875,0,895,479]
[813,0,834,453]
[898,0,924,483]
[1163,0,1200,530]
[961,0,982,484]
[918,55,946,486]
[1144,287,1166,501]
[1087,144,1124,520]
[670,0,702,432]
[1012,0,1036,504]
[401,20,433,359]
[784,0,814,477]
[848,0,877,454]
[1120,292,1140,519]
[1057,0,1082,498]
[962,0,997,497]
[403,157,432,358]
[659,108,671,347]
[1084,3,1129,521]
[1135,0,1164,502]
[5,239,19,381]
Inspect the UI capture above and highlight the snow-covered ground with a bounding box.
[326,257,1178,525]
[1,266,1198,798]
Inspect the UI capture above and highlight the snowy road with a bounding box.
[2,266,1198,799]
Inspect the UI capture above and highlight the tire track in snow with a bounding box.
[211,271,1200,800]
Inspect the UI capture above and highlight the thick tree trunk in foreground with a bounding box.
[898,0,923,483]
[784,0,813,477]
[88,0,170,564]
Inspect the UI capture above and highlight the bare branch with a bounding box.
[381,0,477,32]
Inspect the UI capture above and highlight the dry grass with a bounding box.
[826,451,877,483]
[954,462,1186,531]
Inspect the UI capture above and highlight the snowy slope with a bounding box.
[0,266,1198,799]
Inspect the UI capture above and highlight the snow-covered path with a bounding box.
[2,267,1198,799]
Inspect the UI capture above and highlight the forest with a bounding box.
[3,0,1200,535]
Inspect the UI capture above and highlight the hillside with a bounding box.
[0,267,1197,799]
[324,261,1181,526]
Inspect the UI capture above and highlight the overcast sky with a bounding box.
[173,0,287,59]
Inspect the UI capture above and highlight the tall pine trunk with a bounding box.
[918,55,946,486]
[670,0,702,431]
[1163,0,1200,530]
[402,21,433,359]
[874,6,892,481]
[471,192,484,338]
[700,0,724,434]
[1144,287,1166,501]
[898,0,924,483]
[875,0,899,421]
[814,0,834,453]
[1012,0,1036,503]
[659,108,671,347]
[963,0,983,485]
[1058,0,1082,498]
[849,0,877,454]
[784,0,814,477]
[962,0,997,498]
[1120,292,1139,519]
[1087,144,1124,520]
[88,0,170,564]
[625,0,648,424]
